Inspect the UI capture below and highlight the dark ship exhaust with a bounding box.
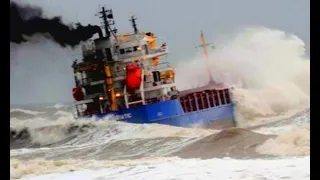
[10,2,103,47]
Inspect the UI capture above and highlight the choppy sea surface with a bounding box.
[10,104,310,180]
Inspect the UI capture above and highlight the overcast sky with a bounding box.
[10,0,310,106]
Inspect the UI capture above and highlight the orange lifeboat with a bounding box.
[72,86,84,101]
[126,64,142,89]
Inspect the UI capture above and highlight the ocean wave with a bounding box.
[10,109,45,117]
[256,125,310,156]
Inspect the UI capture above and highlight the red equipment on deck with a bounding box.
[126,64,142,89]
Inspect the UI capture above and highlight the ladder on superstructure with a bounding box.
[123,70,146,108]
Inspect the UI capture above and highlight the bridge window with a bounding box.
[119,46,139,55]
[126,47,133,53]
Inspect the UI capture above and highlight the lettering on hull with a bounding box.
[114,113,132,121]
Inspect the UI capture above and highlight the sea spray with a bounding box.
[175,27,310,125]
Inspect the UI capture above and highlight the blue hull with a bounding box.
[94,99,235,128]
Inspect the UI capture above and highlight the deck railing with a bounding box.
[180,89,232,113]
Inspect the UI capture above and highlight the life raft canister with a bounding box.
[126,64,142,89]
[72,86,84,101]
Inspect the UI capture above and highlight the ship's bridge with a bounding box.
[112,32,168,62]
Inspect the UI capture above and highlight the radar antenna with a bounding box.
[97,6,118,39]
[129,15,139,34]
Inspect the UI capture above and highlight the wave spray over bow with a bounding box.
[176,27,310,126]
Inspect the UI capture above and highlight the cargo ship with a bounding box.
[72,7,235,129]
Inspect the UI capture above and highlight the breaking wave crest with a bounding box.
[10,110,214,150]
[10,107,309,158]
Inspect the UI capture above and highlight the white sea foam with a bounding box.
[17,156,310,180]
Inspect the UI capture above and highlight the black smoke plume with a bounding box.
[10,2,103,47]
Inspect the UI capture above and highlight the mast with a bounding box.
[200,30,214,83]
[129,15,139,34]
[98,7,117,39]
